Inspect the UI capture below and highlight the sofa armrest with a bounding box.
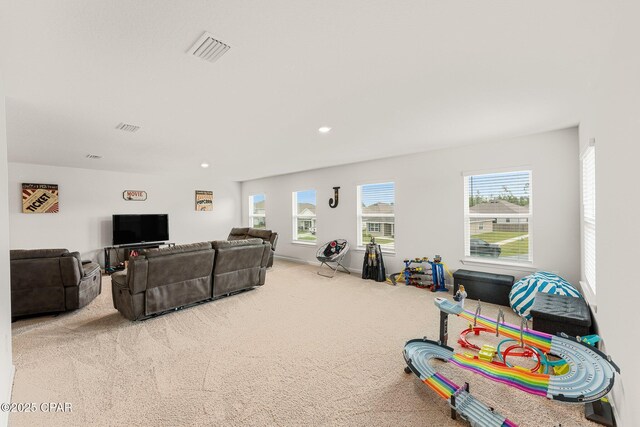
[127,258,148,294]
[111,271,128,290]
[60,255,82,287]
[82,262,100,277]
[260,242,271,268]
[269,233,278,251]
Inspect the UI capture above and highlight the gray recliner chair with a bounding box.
[10,249,102,319]
[228,227,278,267]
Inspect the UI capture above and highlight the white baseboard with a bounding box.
[1,364,15,427]
[274,254,362,274]
[273,254,319,266]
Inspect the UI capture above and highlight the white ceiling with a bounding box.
[1,1,615,181]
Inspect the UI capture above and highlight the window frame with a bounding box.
[248,194,266,229]
[463,170,533,265]
[356,181,396,252]
[582,144,596,295]
[292,189,317,245]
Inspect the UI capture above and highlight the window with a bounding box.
[292,190,317,243]
[357,182,395,251]
[582,145,596,293]
[464,171,531,263]
[249,194,266,229]
[368,223,380,233]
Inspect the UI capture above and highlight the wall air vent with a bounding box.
[86,154,102,159]
[116,123,140,133]
[188,32,230,63]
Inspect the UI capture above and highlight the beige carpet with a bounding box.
[10,260,595,426]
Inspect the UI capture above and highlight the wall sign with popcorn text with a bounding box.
[195,190,213,211]
[22,183,59,213]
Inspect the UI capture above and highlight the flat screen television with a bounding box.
[112,214,169,246]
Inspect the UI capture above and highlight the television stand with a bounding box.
[104,242,175,274]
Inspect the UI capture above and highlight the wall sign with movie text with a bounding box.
[22,183,59,213]
[123,190,147,201]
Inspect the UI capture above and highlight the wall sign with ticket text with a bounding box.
[22,183,59,213]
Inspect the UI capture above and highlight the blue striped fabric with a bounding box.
[509,272,582,319]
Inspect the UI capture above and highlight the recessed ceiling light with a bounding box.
[86,154,102,159]
[318,126,332,133]
[201,163,210,168]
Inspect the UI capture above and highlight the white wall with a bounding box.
[242,127,580,284]
[8,163,242,265]
[578,3,640,425]
[0,75,14,427]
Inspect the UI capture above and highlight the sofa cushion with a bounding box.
[10,248,68,260]
[141,242,212,259]
[247,228,273,241]
[212,238,264,250]
[228,227,250,238]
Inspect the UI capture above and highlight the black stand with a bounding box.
[104,242,174,274]
[585,399,615,427]
[439,311,449,346]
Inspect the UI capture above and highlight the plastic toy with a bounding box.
[453,285,467,307]
[553,363,570,376]
[458,326,493,350]
[361,238,385,282]
[427,297,619,402]
[404,298,620,424]
[429,258,447,292]
[580,334,601,346]
[401,258,433,288]
[478,344,496,362]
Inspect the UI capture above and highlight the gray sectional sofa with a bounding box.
[111,239,271,320]
[10,249,102,319]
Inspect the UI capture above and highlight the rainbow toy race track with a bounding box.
[403,298,620,426]
[405,339,517,427]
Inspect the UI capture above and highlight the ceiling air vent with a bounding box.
[188,32,230,63]
[86,154,102,159]
[116,123,140,133]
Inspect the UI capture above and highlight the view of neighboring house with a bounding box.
[254,200,265,216]
[362,202,395,238]
[251,199,266,228]
[296,203,316,233]
[469,200,529,234]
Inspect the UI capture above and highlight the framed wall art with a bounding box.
[195,190,213,211]
[22,183,59,213]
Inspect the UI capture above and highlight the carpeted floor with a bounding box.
[10,260,595,426]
